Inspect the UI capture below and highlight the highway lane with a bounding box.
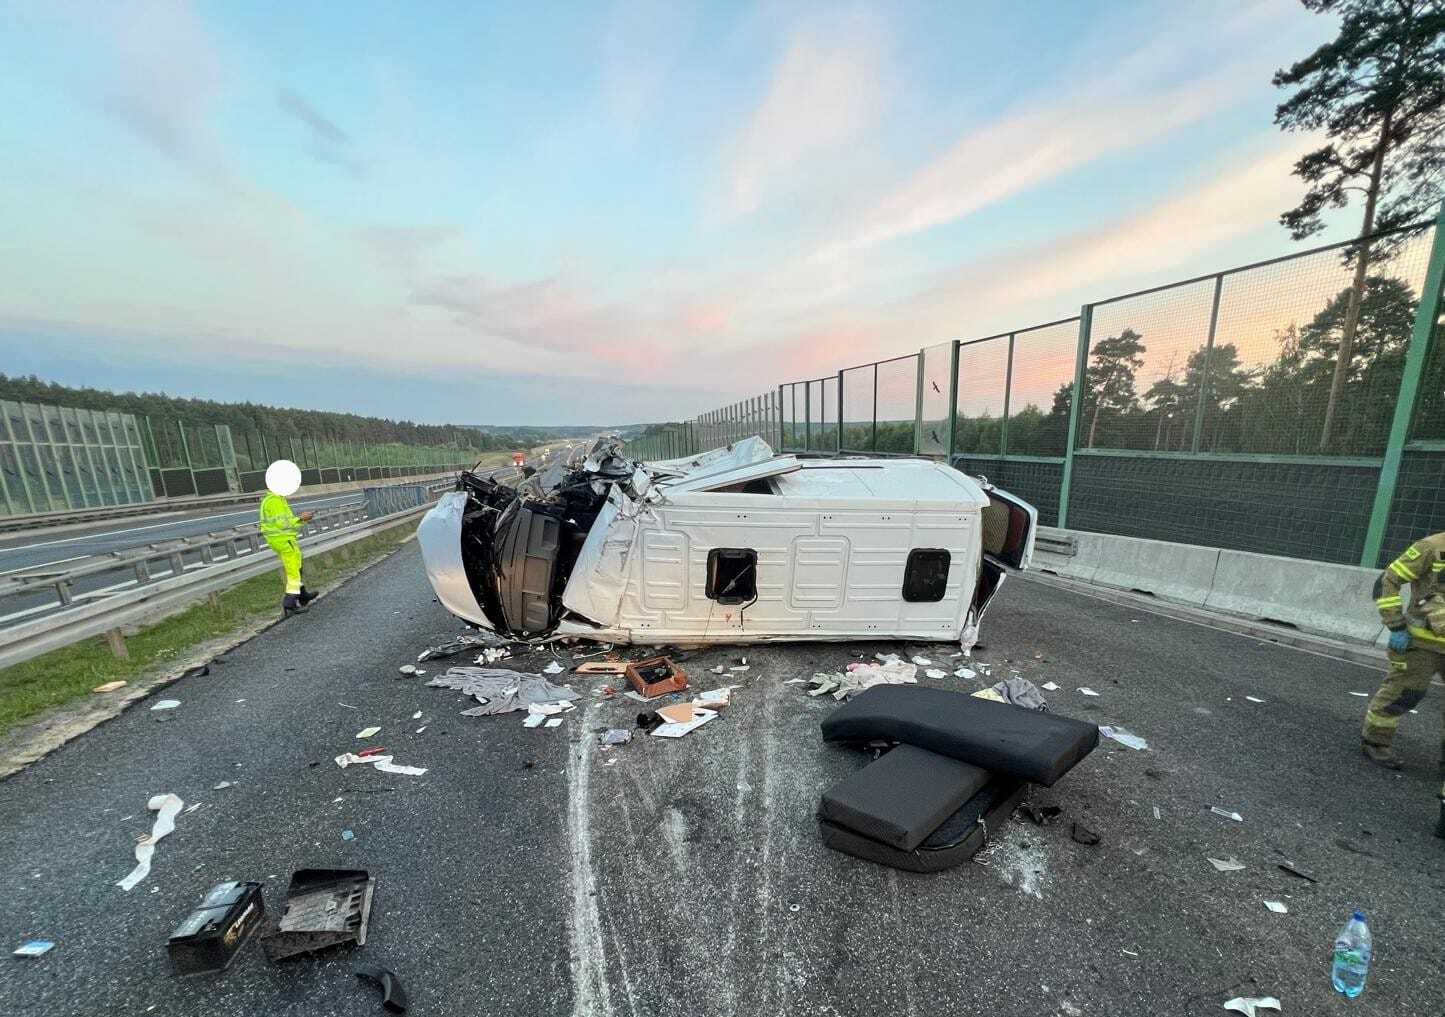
[1,543,1441,1016]
[0,494,363,576]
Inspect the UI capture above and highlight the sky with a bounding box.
[0,0,1364,426]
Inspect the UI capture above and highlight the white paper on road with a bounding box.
[355,726,381,738]
[335,753,394,768]
[1222,996,1280,1017]
[1041,681,1059,691]
[1207,856,1246,873]
[1099,726,1148,750]
[1210,806,1244,822]
[150,700,181,711]
[1348,692,1369,697]
[651,707,717,738]
[1076,687,1100,697]
[373,760,428,776]
[955,668,977,680]
[1245,696,1265,703]
[544,718,564,728]
[1263,900,1288,914]
[116,794,184,891]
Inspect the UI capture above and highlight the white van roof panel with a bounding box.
[772,459,988,507]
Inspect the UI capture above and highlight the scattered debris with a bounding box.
[622,690,651,704]
[693,687,735,708]
[544,718,563,728]
[417,633,505,662]
[13,940,54,958]
[925,668,947,679]
[1245,696,1265,704]
[1040,681,1059,691]
[180,665,210,679]
[338,703,358,710]
[398,665,417,676]
[577,662,628,675]
[1277,861,1318,883]
[1210,806,1244,822]
[729,665,751,673]
[374,761,427,776]
[92,681,127,694]
[1332,837,1381,859]
[411,711,422,720]
[955,668,977,680]
[1348,692,1369,697]
[651,706,717,738]
[1263,900,1288,914]
[1222,996,1280,1017]
[543,660,564,675]
[1207,856,1246,873]
[522,714,546,729]
[783,678,808,685]
[415,727,426,735]
[1021,804,1063,826]
[989,677,1049,711]
[1152,805,1161,820]
[599,729,633,746]
[341,830,355,841]
[355,964,409,1013]
[357,746,388,758]
[1076,687,1100,697]
[213,781,234,791]
[808,660,919,701]
[972,687,1006,703]
[428,668,580,716]
[1121,948,1139,957]
[117,794,184,891]
[151,700,181,711]
[625,657,689,698]
[1099,726,1148,750]
[259,869,375,960]
[1070,822,1100,846]
[356,727,381,739]
[166,880,266,976]
[911,656,933,666]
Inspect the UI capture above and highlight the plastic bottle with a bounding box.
[1331,910,1372,998]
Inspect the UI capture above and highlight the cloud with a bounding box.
[723,30,884,218]
[604,0,699,135]
[277,88,366,177]
[359,225,464,277]
[99,0,231,186]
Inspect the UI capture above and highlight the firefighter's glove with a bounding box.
[1388,629,1413,653]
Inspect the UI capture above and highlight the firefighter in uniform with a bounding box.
[260,460,316,617]
[1365,531,1445,837]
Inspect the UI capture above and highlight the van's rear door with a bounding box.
[971,483,1038,621]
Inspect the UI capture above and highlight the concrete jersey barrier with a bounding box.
[1032,526,1388,648]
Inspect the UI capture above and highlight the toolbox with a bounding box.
[167,880,266,976]
[624,656,689,699]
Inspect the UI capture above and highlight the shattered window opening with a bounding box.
[706,548,758,604]
[902,549,950,602]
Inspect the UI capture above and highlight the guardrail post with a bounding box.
[56,580,73,606]
[913,348,926,454]
[1361,201,1445,567]
[105,628,129,660]
[169,552,185,577]
[1057,305,1093,529]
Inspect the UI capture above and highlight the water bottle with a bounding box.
[1331,910,1372,998]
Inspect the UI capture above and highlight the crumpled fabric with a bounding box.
[427,667,581,716]
[806,661,918,701]
[417,632,510,662]
[989,676,1049,712]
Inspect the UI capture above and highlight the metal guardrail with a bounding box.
[0,468,464,534]
[0,478,456,669]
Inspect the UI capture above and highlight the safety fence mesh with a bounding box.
[666,216,1445,566]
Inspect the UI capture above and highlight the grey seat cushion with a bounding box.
[818,744,991,850]
[821,685,1098,787]
[819,777,1025,873]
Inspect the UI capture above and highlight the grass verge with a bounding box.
[0,522,416,737]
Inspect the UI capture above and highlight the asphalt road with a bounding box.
[1,543,1442,1016]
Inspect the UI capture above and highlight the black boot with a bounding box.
[282,594,308,617]
[298,586,317,607]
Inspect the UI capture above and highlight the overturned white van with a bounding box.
[417,437,1036,646]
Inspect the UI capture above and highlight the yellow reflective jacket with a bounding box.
[258,493,302,545]
[1376,532,1445,645]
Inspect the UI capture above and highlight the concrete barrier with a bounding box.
[1035,526,1388,648]
[1205,549,1386,645]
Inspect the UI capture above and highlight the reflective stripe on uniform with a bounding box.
[1377,596,1403,609]
[1432,561,1445,572]
[1406,624,1445,649]
[1390,560,1417,580]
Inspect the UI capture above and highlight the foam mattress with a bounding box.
[820,685,1098,787]
[819,744,991,850]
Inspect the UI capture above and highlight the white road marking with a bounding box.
[0,555,87,577]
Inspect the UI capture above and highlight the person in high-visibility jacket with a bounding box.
[260,460,316,617]
[1365,530,1445,837]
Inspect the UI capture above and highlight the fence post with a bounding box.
[1360,202,1445,567]
[1191,273,1225,453]
[1000,333,1016,457]
[945,340,960,462]
[177,421,196,495]
[913,349,926,454]
[836,371,844,454]
[804,383,812,451]
[871,363,879,452]
[1057,305,1093,529]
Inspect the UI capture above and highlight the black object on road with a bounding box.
[167,880,266,976]
[355,964,409,1012]
[259,869,375,961]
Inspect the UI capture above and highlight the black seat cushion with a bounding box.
[819,777,1025,873]
[818,744,991,850]
[821,685,1098,787]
